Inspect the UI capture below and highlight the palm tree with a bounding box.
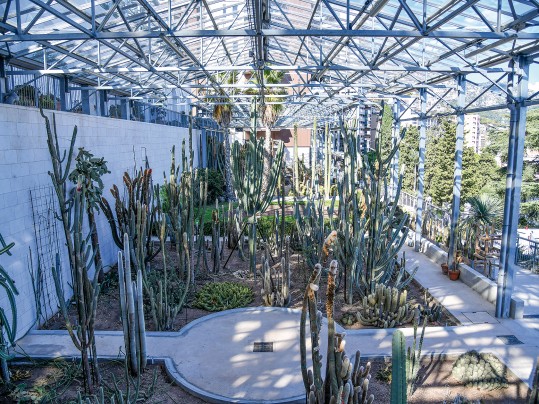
[459,194,503,256]
[212,72,238,201]
[246,69,286,190]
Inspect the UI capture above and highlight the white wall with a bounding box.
[0,104,200,338]
[284,146,311,167]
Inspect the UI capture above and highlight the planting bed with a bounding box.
[42,242,457,332]
[1,355,528,403]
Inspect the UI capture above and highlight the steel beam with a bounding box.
[496,55,529,318]
[2,30,539,42]
[415,88,427,251]
[448,74,466,269]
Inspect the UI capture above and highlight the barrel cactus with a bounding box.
[451,350,508,390]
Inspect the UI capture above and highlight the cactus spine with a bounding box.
[118,234,147,376]
[211,201,222,273]
[391,330,407,404]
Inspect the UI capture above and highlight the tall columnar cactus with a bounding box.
[261,236,291,307]
[211,202,222,274]
[300,261,374,404]
[101,167,159,275]
[293,123,299,195]
[324,122,331,201]
[231,136,284,276]
[294,195,338,270]
[42,108,101,393]
[407,308,426,396]
[144,212,191,331]
[311,117,317,195]
[0,233,18,384]
[391,330,407,404]
[357,104,416,295]
[356,284,415,328]
[118,234,147,376]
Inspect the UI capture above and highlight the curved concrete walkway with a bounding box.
[14,246,539,402]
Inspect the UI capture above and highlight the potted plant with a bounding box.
[441,262,449,275]
[448,253,463,281]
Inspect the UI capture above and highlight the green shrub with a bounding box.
[193,282,253,311]
[194,168,224,204]
[257,215,297,241]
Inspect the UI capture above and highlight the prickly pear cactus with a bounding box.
[356,284,415,328]
[451,351,508,390]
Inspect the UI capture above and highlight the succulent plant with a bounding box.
[193,282,253,312]
[419,289,443,323]
[356,284,415,328]
[451,350,508,390]
[300,261,374,404]
[261,236,291,307]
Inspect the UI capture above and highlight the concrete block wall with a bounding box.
[420,238,498,305]
[0,104,200,339]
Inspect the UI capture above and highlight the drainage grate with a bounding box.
[253,342,274,352]
[496,335,524,345]
[524,314,539,318]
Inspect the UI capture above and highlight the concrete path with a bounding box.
[13,246,539,403]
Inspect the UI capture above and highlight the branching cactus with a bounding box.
[294,195,338,270]
[231,137,284,276]
[211,201,222,274]
[101,167,159,275]
[0,232,18,383]
[407,307,426,396]
[118,234,147,376]
[42,109,101,393]
[261,236,291,307]
[300,261,374,404]
[356,284,415,328]
[50,179,101,393]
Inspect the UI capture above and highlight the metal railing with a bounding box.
[398,190,539,271]
[2,67,219,130]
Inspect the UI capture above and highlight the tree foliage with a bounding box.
[424,119,456,205]
[398,125,419,193]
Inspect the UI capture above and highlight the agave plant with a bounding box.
[458,194,503,256]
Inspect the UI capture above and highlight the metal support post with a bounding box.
[0,57,6,102]
[59,75,67,111]
[121,99,129,120]
[496,55,529,318]
[81,85,90,115]
[390,99,401,200]
[448,74,466,268]
[415,88,427,251]
[99,90,107,117]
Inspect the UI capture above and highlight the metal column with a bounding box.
[415,88,427,251]
[496,56,529,318]
[448,74,466,268]
[390,99,401,200]
[121,99,129,120]
[81,85,90,115]
[59,75,67,111]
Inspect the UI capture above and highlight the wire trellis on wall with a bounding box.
[29,185,65,325]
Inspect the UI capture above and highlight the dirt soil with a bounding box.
[42,241,458,332]
[1,356,528,403]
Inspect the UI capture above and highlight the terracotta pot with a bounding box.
[441,263,449,275]
[448,269,460,281]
